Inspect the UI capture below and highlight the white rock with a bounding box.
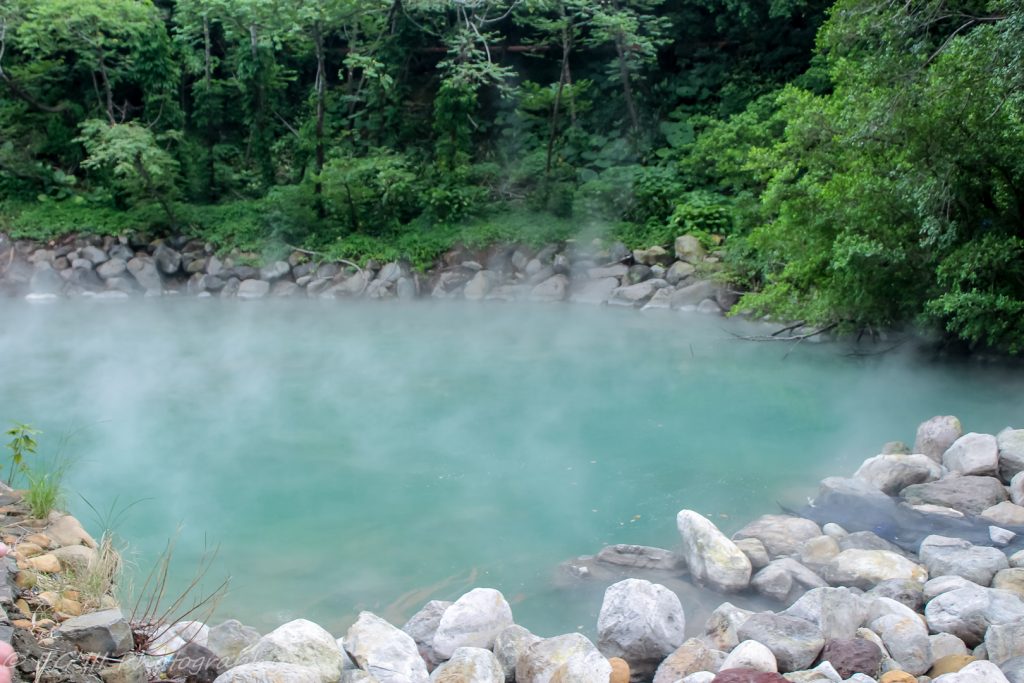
[867,596,921,624]
[1011,549,1024,569]
[924,585,1024,647]
[822,523,848,538]
[720,639,777,673]
[924,575,977,601]
[821,549,928,589]
[992,526,1018,545]
[597,579,685,674]
[677,510,752,592]
[870,614,932,676]
[213,662,321,683]
[929,632,969,660]
[1011,472,1024,506]
[784,587,869,641]
[208,620,261,666]
[401,600,451,667]
[429,647,503,683]
[915,416,964,462]
[493,626,539,682]
[943,433,1000,476]
[703,602,754,651]
[931,659,1011,682]
[736,613,824,672]
[732,515,823,558]
[984,621,1024,665]
[982,501,1024,526]
[515,633,611,683]
[433,588,514,659]
[239,620,343,683]
[998,428,1024,483]
[679,674,715,683]
[854,453,943,494]
[345,612,429,683]
[237,279,271,299]
[918,535,1008,585]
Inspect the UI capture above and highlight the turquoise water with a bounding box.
[2,299,1024,637]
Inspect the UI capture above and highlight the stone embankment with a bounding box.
[0,232,737,313]
[5,417,1024,683]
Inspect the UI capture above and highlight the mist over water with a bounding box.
[2,299,1024,637]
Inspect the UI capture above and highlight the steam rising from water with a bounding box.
[2,299,1023,635]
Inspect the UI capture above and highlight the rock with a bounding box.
[710,672,786,683]
[96,258,128,280]
[870,614,932,676]
[530,275,569,302]
[27,553,61,573]
[735,539,770,570]
[208,620,261,666]
[751,563,795,602]
[918,535,1008,585]
[879,672,916,683]
[930,633,969,660]
[29,262,64,294]
[854,454,943,495]
[587,264,629,279]
[929,660,1012,682]
[733,516,823,559]
[570,278,619,305]
[883,441,912,455]
[680,673,716,683]
[1012,473,1024,506]
[271,281,300,297]
[820,638,882,679]
[868,579,925,612]
[595,545,681,571]
[929,655,976,677]
[597,579,685,677]
[51,544,97,574]
[260,261,291,282]
[821,550,927,589]
[666,261,696,285]
[402,600,451,667]
[516,633,611,683]
[633,246,671,266]
[1002,656,1024,683]
[429,647,503,683]
[433,588,513,659]
[785,587,869,641]
[924,575,977,601]
[998,429,1024,483]
[985,622,1024,664]
[212,662,321,683]
[983,502,1024,526]
[608,657,629,683]
[780,661,842,682]
[168,642,223,683]
[900,475,1009,515]
[677,510,752,592]
[652,638,719,683]
[641,287,674,310]
[608,280,666,307]
[345,612,428,683]
[798,536,840,573]
[463,271,499,300]
[924,585,1024,647]
[99,656,147,683]
[240,619,343,683]
[704,603,754,651]
[993,568,1024,598]
[736,614,824,673]
[494,625,539,682]
[237,279,270,299]
[674,235,707,263]
[721,641,777,673]
[127,256,163,292]
[57,608,133,656]
[915,416,964,462]
[943,433,1000,477]
[670,280,718,309]
[80,245,109,265]
[154,244,182,274]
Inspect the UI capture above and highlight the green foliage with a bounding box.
[23,468,65,519]
[4,423,39,487]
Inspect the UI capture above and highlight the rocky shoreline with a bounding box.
[0,416,1022,683]
[0,231,738,313]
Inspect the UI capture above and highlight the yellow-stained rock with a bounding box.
[11,620,32,630]
[62,590,80,601]
[608,657,629,683]
[24,533,51,549]
[58,598,82,617]
[14,571,37,589]
[37,591,60,607]
[928,654,976,677]
[43,514,97,549]
[880,672,917,683]
[16,542,44,558]
[15,599,31,616]
[27,553,61,573]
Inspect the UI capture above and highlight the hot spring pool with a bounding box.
[2,299,1023,637]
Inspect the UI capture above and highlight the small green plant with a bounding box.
[23,467,66,519]
[5,422,40,487]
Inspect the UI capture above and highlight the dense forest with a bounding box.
[0,0,1022,350]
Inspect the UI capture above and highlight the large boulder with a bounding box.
[213,662,321,683]
[820,638,882,679]
[530,275,569,302]
[900,476,1008,516]
[208,620,261,666]
[784,587,869,641]
[704,603,754,651]
[494,626,540,682]
[720,640,777,673]
[402,600,451,668]
[925,585,1024,647]
[597,579,685,677]
[854,454,943,495]
[463,271,499,301]
[595,545,681,571]
[652,638,720,683]
[607,280,666,307]
[736,614,823,673]
[570,278,619,305]
[915,416,964,462]
[928,660,1013,682]
[153,244,182,274]
[127,256,163,293]
[993,568,1024,599]
[984,502,1024,526]
[674,235,707,263]
[986,622,1024,665]
[943,433,1000,477]
[919,535,1009,585]
[239,620,343,683]
[432,588,513,659]
[429,647,503,683]
[751,559,828,604]
[821,550,928,589]
[732,515,822,559]
[345,612,428,683]
[871,614,932,676]
[998,429,1024,483]
[57,608,133,656]
[515,633,611,683]
[677,510,752,592]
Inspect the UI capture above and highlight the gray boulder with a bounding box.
[854,454,943,495]
[665,261,696,285]
[670,280,717,309]
[784,587,869,641]
[515,633,611,683]
[80,245,109,265]
[736,613,824,673]
[925,585,1024,647]
[674,235,707,263]
[677,510,752,592]
[432,588,513,659]
[128,256,163,292]
[213,662,321,683]
[703,602,754,651]
[237,279,271,299]
[652,638,719,683]
[930,660,1014,682]
[597,579,685,676]
[208,620,261,666]
[30,262,63,294]
[401,600,451,668]
[345,612,429,683]
[915,416,964,462]
[429,647,503,683]
[154,244,182,274]
[900,475,1009,515]
[260,261,291,282]
[493,625,539,682]
[463,271,499,301]
[1002,655,1024,683]
[239,619,343,683]
[570,277,619,305]
[919,535,1008,585]
[97,258,128,280]
[720,640,777,673]
[529,274,569,302]
[943,433,1000,477]
[821,549,928,589]
[733,515,823,558]
[608,279,666,307]
[595,545,681,571]
[999,429,1024,483]
[986,622,1024,665]
[57,608,133,656]
[870,614,932,676]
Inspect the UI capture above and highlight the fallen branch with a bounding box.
[286,244,369,296]
[728,322,838,343]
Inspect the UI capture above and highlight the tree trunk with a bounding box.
[313,21,327,217]
[613,31,639,136]
[545,17,573,175]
